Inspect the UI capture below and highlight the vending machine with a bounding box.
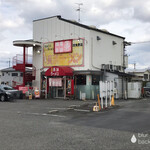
[67,79,74,95]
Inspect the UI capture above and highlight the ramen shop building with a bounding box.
[23,15,129,99]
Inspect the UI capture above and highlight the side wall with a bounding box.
[90,30,124,70]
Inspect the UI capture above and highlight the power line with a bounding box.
[131,40,150,44]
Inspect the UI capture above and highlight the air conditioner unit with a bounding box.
[105,64,109,70]
[118,66,122,71]
[101,64,105,70]
[109,64,113,71]
[115,66,119,71]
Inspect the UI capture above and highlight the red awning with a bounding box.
[45,66,73,76]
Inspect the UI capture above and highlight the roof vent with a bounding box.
[70,20,78,23]
[89,25,97,29]
[101,29,109,33]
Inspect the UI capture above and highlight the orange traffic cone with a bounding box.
[111,95,115,106]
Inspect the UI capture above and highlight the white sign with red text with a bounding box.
[49,78,62,87]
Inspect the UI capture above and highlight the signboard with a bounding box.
[34,89,40,98]
[49,67,60,76]
[19,86,28,94]
[43,39,84,67]
[49,78,62,87]
[54,40,72,54]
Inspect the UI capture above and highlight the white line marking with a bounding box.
[74,109,90,112]
[18,112,66,118]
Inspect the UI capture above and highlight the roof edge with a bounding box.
[33,15,125,39]
[33,15,61,22]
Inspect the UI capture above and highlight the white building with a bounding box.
[127,69,150,81]
[0,67,33,87]
[0,67,23,86]
[13,15,130,99]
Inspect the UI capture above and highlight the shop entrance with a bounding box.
[48,77,74,99]
[44,66,74,99]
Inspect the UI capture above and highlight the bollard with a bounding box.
[97,94,101,110]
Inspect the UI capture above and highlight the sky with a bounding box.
[0,0,150,70]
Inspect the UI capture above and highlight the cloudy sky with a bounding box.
[0,0,150,70]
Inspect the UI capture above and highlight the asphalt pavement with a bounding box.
[0,98,150,150]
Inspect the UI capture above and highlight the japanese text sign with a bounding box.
[54,40,72,54]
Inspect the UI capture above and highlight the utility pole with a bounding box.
[8,58,10,67]
[0,58,11,67]
[76,3,83,22]
[133,62,136,70]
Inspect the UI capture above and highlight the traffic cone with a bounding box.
[111,95,115,106]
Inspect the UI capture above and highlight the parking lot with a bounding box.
[0,98,150,150]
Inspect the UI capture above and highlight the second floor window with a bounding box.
[12,73,18,76]
[144,74,148,80]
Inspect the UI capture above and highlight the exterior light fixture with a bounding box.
[37,50,41,54]
[112,41,117,45]
[78,38,81,41]
[97,36,101,41]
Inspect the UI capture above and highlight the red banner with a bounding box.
[54,39,72,54]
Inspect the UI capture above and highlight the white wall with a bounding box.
[90,30,124,70]
[105,72,128,99]
[0,71,2,84]
[32,46,43,90]
[1,72,23,86]
[128,82,142,98]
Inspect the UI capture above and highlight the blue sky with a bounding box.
[0,0,150,70]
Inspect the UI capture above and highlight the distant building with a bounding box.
[0,67,32,87]
[127,69,150,81]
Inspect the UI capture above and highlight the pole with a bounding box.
[23,46,26,86]
[64,76,66,99]
[105,81,107,108]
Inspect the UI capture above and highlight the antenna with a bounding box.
[75,3,83,22]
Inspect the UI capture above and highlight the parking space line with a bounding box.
[74,109,90,112]
[17,111,66,118]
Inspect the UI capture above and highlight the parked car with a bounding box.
[0,89,13,101]
[0,85,23,99]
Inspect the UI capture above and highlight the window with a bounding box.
[3,86,14,90]
[2,73,4,76]
[92,75,100,85]
[144,74,148,80]
[20,73,23,77]
[12,73,18,76]
[76,75,86,85]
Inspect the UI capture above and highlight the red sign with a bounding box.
[54,39,72,54]
[19,86,28,94]
[49,78,62,87]
[50,67,60,76]
[45,66,73,77]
